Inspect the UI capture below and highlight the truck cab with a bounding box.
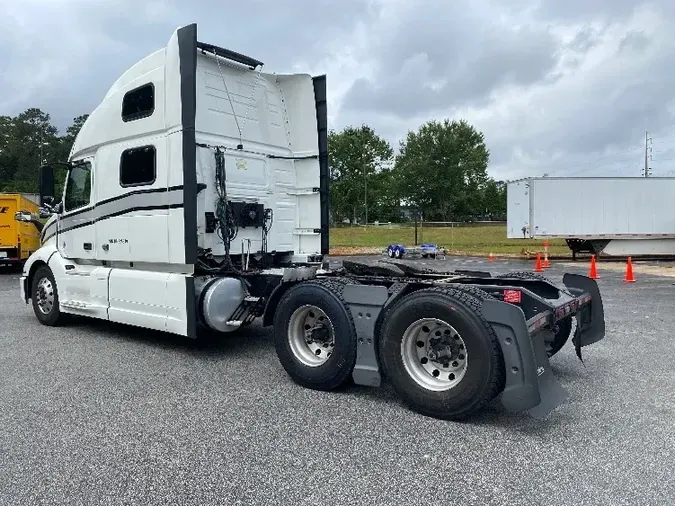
[19,23,329,337]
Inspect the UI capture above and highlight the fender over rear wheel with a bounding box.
[273,279,358,391]
[496,271,573,357]
[31,265,67,326]
[378,287,505,420]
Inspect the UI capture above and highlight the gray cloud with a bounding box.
[0,0,374,131]
[533,0,645,22]
[619,30,651,53]
[567,26,604,53]
[2,0,675,181]
[338,0,675,179]
[342,2,559,119]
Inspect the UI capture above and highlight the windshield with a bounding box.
[63,161,92,212]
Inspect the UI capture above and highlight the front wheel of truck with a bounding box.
[31,266,66,326]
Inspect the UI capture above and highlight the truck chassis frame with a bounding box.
[250,258,606,420]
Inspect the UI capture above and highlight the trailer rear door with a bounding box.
[506,180,532,239]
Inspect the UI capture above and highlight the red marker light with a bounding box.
[504,289,521,303]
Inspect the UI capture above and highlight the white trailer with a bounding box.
[15,24,607,421]
[507,176,675,258]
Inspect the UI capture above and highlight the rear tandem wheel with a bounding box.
[273,278,359,391]
[378,286,506,420]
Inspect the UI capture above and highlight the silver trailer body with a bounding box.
[507,177,675,256]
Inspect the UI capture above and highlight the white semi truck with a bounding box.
[507,176,675,258]
[16,24,607,421]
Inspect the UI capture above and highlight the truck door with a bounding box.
[56,158,109,318]
[58,159,95,260]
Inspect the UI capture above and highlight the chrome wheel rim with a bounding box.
[401,318,468,391]
[288,305,335,367]
[36,277,55,315]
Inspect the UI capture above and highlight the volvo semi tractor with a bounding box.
[15,23,606,421]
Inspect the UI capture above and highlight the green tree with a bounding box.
[327,125,395,224]
[0,116,19,188]
[482,179,506,219]
[394,118,491,221]
[0,109,89,193]
[4,108,59,191]
[66,114,89,140]
[51,114,90,164]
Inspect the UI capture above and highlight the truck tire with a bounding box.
[496,271,573,357]
[31,265,67,326]
[378,286,505,420]
[273,279,358,391]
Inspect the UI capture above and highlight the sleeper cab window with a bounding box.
[120,146,156,187]
[121,83,154,122]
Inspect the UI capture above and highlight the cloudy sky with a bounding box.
[2,0,675,181]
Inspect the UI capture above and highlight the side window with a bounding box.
[64,162,92,212]
[122,83,154,122]
[120,146,156,187]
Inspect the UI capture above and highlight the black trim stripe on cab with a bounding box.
[196,42,263,70]
[178,23,198,340]
[41,203,185,242]
[60,203,185,234]
[41,220,58,243]
[185,275,197,339]
[42,185,185,242]
[312,74,329,256]
[178,23,198,269]
[60,185,185,220]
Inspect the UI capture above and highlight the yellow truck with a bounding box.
[0,193,42,269]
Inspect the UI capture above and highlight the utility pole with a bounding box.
[364,162,367,226]
[643,131,652,177]
[362,150,368,226]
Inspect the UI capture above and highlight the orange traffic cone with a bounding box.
[588,254,599,279]
[534,252,544,272]
[542,251,550,268]
[488,252,495,262]
[624,257,636,283]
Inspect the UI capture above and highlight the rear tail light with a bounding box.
[503,289,521,303]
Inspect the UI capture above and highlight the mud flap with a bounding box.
[481,300,569,418]
[526,331,570,420]
[562,273,606,348]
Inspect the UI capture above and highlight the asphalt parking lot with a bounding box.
[1,256,674,506]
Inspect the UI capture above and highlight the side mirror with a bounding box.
[39,205,57,219]
[15,210,45,233]
[14,211,33,222]
[39,164,55,207]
